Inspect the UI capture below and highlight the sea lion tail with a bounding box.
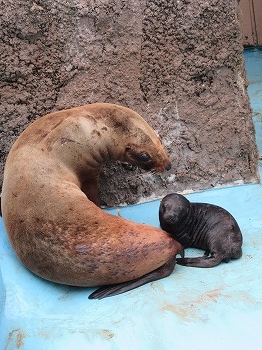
[176,254,221,268]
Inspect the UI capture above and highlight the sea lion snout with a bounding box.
[163,215,178,225]
[165,162,171,171]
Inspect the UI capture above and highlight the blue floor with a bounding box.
[1,48,262,349]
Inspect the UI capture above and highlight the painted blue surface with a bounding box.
[0,48,262,349]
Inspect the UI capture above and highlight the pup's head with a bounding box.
[159,193,190,226]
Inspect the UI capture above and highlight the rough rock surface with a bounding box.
[0,0,259,207]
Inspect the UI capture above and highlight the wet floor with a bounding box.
[0,47,262,349]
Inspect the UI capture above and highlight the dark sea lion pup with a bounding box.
[159,193,242,268]
[1,103,184,299]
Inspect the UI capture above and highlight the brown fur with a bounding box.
[1,103,182,288]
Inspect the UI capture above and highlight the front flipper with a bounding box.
[88,258,176,300]
[176,253,222,268]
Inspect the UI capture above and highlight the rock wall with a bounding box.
[0,0,259,207]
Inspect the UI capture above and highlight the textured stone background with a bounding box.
[0,0,259,207]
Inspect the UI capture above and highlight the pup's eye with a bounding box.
[139,152,151,162]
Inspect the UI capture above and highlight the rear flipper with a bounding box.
[176,253,222,268]
[89,258,176,300]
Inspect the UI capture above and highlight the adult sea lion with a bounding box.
[159,193,242,267]
[1,103,183,299]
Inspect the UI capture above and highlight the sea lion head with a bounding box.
[80,103,172,173]
[121,120,171,173]
[159,193,190,225]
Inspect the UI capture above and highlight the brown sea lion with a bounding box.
[159,193,242,267]
[1,103,183,299]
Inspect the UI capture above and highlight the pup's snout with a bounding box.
[163,212,179,224]
[163,214,174,222]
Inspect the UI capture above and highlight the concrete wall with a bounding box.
[0,0,259,207]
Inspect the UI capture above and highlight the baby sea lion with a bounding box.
[159,193,242,267]
[1,103,183,299]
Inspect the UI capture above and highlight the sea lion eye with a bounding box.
[139,152,151,162]
[125,147,152,164]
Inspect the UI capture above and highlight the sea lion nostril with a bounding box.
[165,163,171,171]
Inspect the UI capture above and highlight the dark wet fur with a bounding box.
[159,193,243,268]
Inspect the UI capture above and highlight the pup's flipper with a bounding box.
[176,254,222,268]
